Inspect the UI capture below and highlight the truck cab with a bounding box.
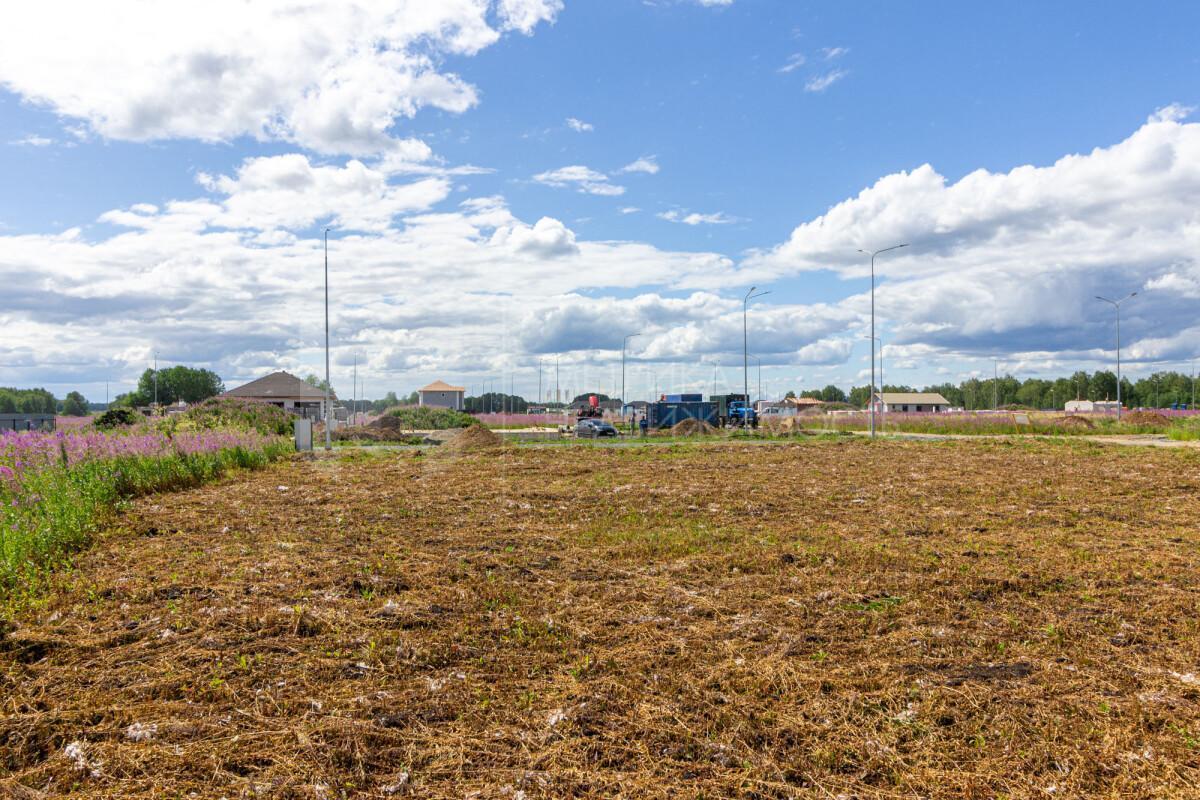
[727,400,758,428]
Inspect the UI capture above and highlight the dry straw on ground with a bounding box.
[670,418,717,436]
[3,438,1200,797]
[446,425,504,452]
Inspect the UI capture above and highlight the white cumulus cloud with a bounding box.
[0,1,560,156]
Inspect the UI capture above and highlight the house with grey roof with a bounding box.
[872,392,951,413]
[225,371,331,419]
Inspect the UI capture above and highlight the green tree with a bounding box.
[848,385,871,409]
[1088,370,1118,402]
[0,387,57,413]
[61,391,89,416]
[303,374,337,397]
[819,385,847,403]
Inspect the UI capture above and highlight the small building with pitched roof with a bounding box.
[872,392,951,413]
[225,371,330,418]
[418,380,465,410]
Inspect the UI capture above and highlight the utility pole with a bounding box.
[555,357,560,405]
[153,351,158,409]
[858,244,908,438]
[323,228,332,450]
[1096,291,1137,422]
[352,353,357,427]
[538,358,543,406]
[622,333,641,416]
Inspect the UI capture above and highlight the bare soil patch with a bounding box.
[4,439,1200,798]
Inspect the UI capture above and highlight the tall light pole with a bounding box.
[743,287,770,404]
[153,351,158,409]
[323,228,332,450]
[858,244,908,438]
[1096,291,1137,421]
[866,335,883,393]
[555,357,560,405]
[352,352,357,427]
[622,333,641,414]
[748,354,762,405]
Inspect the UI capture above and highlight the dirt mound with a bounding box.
[369,414,403,431]
[671,418,717,436]
[761,416,800,433]
[1060,415,1095,429]
[1122,411,1170,426]
[447,425,503,452]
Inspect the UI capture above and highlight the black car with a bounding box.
[574,419,618,438]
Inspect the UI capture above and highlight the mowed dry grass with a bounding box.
[3,438,1200,798]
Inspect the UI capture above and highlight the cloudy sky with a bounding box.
[1,1,1198,403]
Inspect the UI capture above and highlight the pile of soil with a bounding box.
[671,418,717,436]
[761,416,800,433]
[369,414,403,431]
[1060,415,1095,429]
[1122,411,1171,426]
[447,425,503,452]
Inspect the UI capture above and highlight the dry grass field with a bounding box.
[3,438,1200,798]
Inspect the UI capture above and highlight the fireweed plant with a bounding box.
[0,428,290,588]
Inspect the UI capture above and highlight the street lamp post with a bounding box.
[748,354,762,405]
[323,228,332,450]
[622,333,641,417]
[858,244,908,439]
[1096,291,1137,422]
[743,287,770,406]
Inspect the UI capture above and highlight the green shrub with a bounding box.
[94,407,139,428]
[180,397,293,435]
[384,405,479,430]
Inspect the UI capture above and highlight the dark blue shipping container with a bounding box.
[647,401,717,429]
[661,393,703,403]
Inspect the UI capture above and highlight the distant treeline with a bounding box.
[805,369,1197,410]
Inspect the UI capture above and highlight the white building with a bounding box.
[418,380,465,410]
[1064,399,1121,413]
[872,392,951,413]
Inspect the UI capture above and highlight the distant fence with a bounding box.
[0,414,57,432]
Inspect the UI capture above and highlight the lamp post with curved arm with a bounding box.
[1095,291,1137,421]
[743,287,770,405]
[858,244,908,438]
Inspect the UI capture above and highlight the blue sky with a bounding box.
[1,1,1198,402]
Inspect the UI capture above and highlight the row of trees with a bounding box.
[0,387,93,416]
[113,366,225,408]
[795,370,1197,411]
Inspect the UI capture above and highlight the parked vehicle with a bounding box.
[710,393,750,427]
[575,418,618,438]
[726,400,758,428]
